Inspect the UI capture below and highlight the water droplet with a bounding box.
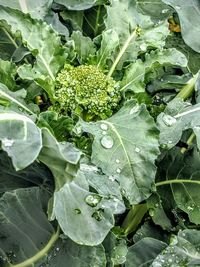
[92,209,103,221]
[155,203,159,208]
[56,247,60,251]
[162,8,169,13]
[85,194,102,207]
[75,208,81,214]
[109,175,115,182]
[168,140,173,144]
[116,159,120,163]
[2,138,14,147]
[135,147,140,153]
[187,205,194,211]
[116,168,121,174]
[101,135,114,149]
[102,131,107,135]
[162,114,177,126]
[129,104,140,114]
[100,123,108,131]
[140,43,147,51]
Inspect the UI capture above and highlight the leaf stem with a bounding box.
[122,204,147,235]
[180,132,196,154]
[176,73,199,100]
[12,226,60,267]
[156,179,200,187]
[94,5,101,36]
[107,29,137,78]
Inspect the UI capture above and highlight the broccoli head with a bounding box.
[50,64,121,121]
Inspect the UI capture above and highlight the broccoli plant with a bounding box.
[50,64,121,121]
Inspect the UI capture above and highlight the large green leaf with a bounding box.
[52,170,115,246]
[152,230,200,266]
[104,0,169,71]
[120,48,187,93]
[156,148,200,224]
[0,187,56,266]
[79,100,160,204]
[162,0,200,53]
[53,0,105,10]
[0,112,42,170]
[0,150,53,194]
[43,239,107,267]
[125,237,167,267]
[0,6,66,97]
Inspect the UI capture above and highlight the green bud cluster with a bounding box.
[50,64,121,121]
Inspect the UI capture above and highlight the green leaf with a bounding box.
[136,0,172,20]
[0,187,56,266]
[0,0,53,19]
[125,237,167,267]
[38,128,81,189]
[95,29,119,71]
[43,239,107,267]
[0,60,17,90]
[0,112,42,170]
[80,100,160,204]
[0,6,66,96]
[0,150,53,194]
[37,111,73,141]
[105,0,169,72]
[71,31,96,64]
[152,230,200,266]
[156,148,200,224]
[0,83,36,115]
[120,48,187,93]
[53,0,105,10]
[157,98,200,149]
[162,0,200,53]
[103,232,128,266]
[52,170,115,246]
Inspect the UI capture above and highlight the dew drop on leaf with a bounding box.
[75,208,81,214]
[109,175,115,182]
[85,194,102,207]
[2,138,14,147]
[101,135,114,149]
[116,168,121,174]
[135,147,140,153]
[100,123,108,131]
[162,114,177,126]
[140,43,147,51]
[115,159,120,163]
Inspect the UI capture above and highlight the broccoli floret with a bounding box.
[50,64,121,121]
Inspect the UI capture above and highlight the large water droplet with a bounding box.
[85,194,102,207]
[101,135,114,149]
[115,159,120,163]
[129,104,140,114]
[100,123,108,131]
[162,114,177,126]
[2,138,14,147]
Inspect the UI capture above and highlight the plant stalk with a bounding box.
[175,73,198,100]
[156,179,200,187]
[12,226,60,267]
